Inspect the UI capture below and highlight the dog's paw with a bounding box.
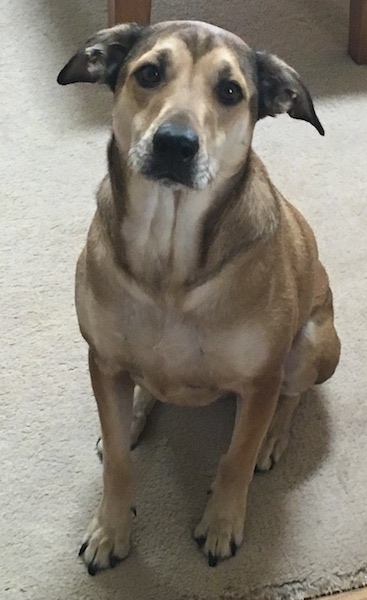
[256,428,290,472]
[79,509,132,575]
[194,496,245,567]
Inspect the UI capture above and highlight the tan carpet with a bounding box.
[1,0,367,598]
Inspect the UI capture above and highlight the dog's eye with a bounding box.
[216,80,243,106]
[134,64,162,89]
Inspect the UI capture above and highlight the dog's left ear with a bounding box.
[57,23,146,91]
[255,51,324,135]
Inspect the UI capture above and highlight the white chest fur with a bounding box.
[85,177,270,405]
[121,179,212,285]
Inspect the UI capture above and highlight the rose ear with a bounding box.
[57,23,146,91]
[255,51,324,135]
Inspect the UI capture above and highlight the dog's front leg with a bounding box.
[79,350,134,575]
[195,374,282,566]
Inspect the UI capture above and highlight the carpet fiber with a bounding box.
[1,0,367,599]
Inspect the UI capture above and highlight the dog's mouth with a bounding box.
[141,158,196,189]
[128,147,216,191]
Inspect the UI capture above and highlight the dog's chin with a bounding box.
[138,160,195,189]
[156,177,193,191]
[143,171,196,191]
[140,165,214,191]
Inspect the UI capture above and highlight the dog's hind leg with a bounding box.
[130,386,156,448]
[256,392,300,472]
[96,385,155,459]
[256,289,340,472]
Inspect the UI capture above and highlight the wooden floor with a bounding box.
[320,590,367,600]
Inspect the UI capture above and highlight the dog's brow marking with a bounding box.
[127,40,176,77]
[154,48,171,71]
[217,63,233,81]
[177,30,216,63]
[198,46,251,99]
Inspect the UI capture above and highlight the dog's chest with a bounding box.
[97,292,269,405]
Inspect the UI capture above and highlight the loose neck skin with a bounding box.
[106,136,280,293]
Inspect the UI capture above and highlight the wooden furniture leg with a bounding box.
[108,0,152,26]
[108,1,367,66]
[349,0,367,64]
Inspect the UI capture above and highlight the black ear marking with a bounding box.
[255,50,324,135]
[57,23,146,91]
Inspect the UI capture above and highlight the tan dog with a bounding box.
[58,20,340,574]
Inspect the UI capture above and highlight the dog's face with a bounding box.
[58,21,324,190]
[113,26,257,190]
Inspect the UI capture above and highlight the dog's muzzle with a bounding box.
[143,122,199,187]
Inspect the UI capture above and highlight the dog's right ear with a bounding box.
[57,24,146,91]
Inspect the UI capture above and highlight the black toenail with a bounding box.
[79,542,88,557]
[195,536,206,548]
[95,438,103,462]
[230,540,237,556]
[109,553,122,568]
[87,563,98,576]
[255,465,268,474]
[208,552,218,567]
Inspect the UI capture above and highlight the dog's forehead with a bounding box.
[134,21,253,68]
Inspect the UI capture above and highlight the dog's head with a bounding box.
[58,21,324,190]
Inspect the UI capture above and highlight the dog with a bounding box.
[58,20,340,574]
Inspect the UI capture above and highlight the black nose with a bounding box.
[153,123,199,162]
